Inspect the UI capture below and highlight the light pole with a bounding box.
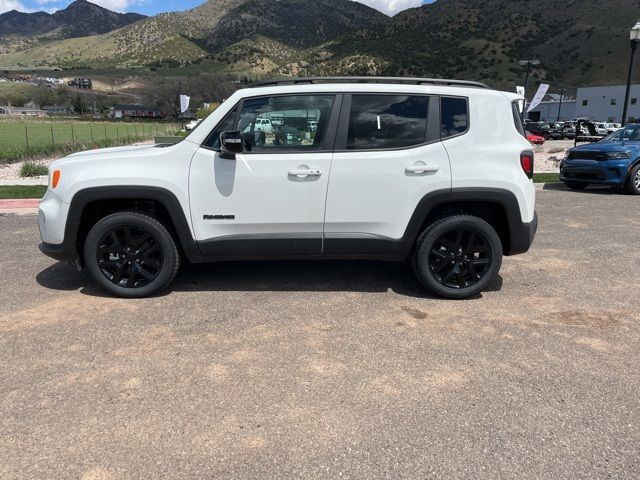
[557,88,566,122]
[518,59,541,122]
[622,20,640,126]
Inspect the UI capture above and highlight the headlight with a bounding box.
[608,152,631,160]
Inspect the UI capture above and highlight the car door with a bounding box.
[323,93,452,254]
[189,93,340,256]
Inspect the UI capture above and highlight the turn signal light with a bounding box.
[520,151,534,179]
[51,170,61,189]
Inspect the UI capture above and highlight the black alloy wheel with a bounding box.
[412,215,503,299]
[97,225,162,288]
[428,227,491,289]
[84,211,180,298]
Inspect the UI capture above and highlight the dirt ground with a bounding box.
[1,186,639,479]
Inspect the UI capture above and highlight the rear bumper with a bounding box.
[508,211,538,255]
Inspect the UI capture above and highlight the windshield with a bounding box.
[601,125,640,142]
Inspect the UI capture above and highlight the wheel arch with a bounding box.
[65,186,200,263]
[403,188,529,256]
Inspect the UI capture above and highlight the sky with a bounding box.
[0,0,432,17]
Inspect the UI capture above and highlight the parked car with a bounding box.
[547,122,565,140]
[604,122,621,134]
[254,117,273,133]
[594,123,608,136]
[37,76,537,299]
[275,125,303,145]
[527,122,552,139]
[526,131,546,145]
[560,123,640,194]
[562,122,576,139]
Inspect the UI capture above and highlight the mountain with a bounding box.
[0,0,146,39]
[320,0,640,88]
[0,0,638,90]
[0,0,386,69]
[204,0,387,51]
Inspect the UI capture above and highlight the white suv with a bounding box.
[38,77,537,299]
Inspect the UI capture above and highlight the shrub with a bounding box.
[20,162,49,177]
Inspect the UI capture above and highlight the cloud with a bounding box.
[0,0,31,13]
[352,0,423,16]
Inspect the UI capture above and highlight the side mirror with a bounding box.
[219,131,243,159]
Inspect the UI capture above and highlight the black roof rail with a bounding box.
[249,76,490,89]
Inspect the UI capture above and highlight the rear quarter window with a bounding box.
[441,97,469,139]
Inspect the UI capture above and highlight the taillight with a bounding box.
[520,151,534,179]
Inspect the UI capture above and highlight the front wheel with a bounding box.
[412,215,503,299]
[625,164,640,195]
[83,211,180,298]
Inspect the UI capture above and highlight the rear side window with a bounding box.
[441,97,469,139]
[347,95,429,150]
[511,101,526,137]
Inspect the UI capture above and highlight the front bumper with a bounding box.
[560,159,630,185]
[38,242,77,263]
[508,211,538,256]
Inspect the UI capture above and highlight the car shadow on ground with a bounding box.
[543,183,622,195]
[36,260,503,300]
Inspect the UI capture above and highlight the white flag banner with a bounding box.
[527,83,549,112]
[516,86,525,97]
[179,95,190,114]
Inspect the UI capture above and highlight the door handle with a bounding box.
[405,164,439,174]
[288,168,322,177]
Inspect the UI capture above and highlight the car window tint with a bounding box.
[346,95,428,150]
[441,97,469,139]
[203,108,237,149]
[237,95,335,152]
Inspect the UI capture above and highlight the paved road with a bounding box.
[1,186,639,479]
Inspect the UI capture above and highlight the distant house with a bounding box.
[43,105,70,115]
[110,104,163,119]
[0,105,46,117]
[68,78,92,89]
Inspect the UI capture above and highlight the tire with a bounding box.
[83,211,180,298]
[624,164,640,195]
[565,182,587,190]
[412,215,503,300]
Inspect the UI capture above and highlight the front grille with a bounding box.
[567,151,609,161]
[564,170,606,180]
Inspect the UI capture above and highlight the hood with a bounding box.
[570,141,633,154]
[52,143,173,168]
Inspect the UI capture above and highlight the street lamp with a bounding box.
[622,20,640,126]
[518,59,541,121]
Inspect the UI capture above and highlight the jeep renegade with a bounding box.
[38,77,538,299]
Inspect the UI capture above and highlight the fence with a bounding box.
[0,121,181,163]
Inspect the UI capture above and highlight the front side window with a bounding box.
[441,97,469,139]
[346,95,429,150]
[203,107,237,149]
[237,95,334,152]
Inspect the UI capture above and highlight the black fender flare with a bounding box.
[61,186,200,262]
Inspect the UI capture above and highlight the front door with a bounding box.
[189,93,339,256]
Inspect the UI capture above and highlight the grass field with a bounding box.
[533,172,561,183]
[0,119,180,163]
[0,185,47,199]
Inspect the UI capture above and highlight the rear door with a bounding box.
[189,93,340,256]
[323,93,451,254]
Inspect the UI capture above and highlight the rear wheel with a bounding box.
[565,182,587,190]
[624,164,640,195]
[412,215,503,299]
[83,211,180,298]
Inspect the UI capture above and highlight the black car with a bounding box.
[527,122,553,139]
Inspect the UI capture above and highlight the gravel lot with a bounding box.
[1,186,639,479]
